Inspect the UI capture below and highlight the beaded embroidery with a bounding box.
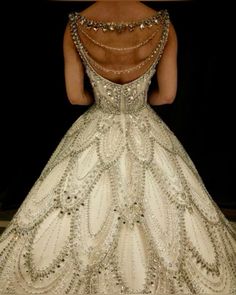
[74,10,165,33]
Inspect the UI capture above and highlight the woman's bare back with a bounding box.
[77,1,165,84]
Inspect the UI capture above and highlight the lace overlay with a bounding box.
[0,10,236,295]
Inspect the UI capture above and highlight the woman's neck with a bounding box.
[95,1,140,10]
[86,1,153,22]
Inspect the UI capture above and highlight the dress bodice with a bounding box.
[85,65,156,114]
[69,10,170,114]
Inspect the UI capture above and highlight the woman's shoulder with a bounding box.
[75,2,165,22]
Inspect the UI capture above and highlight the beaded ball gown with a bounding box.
[0,10,236,295]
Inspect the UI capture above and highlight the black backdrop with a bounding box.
[0,1,235,210]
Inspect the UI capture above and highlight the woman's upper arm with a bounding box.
[63,23,87,105]
[155,22,178,103]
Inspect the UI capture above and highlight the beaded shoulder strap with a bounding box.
[151,10,170,69]
[69,12,92,69]
[68,10,170,75]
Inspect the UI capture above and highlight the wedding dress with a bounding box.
[0,10,236,295]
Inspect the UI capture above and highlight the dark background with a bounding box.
[0,1,235,211]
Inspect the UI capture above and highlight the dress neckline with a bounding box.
[86,57,156,87]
